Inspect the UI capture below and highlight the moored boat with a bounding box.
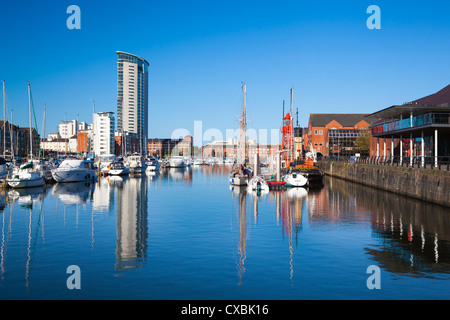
[247,176,269,192]
[51,159,96,183]
[7,162,45,188]
[109,161,130,176]
[282,170,308,187]
[125,154,146,174]
[146,157,161,171]
[169,156,186,168]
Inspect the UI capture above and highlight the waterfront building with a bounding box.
[0,120,20,159]
[78,121,88,131]
[58,119,78,139]
[116,51,149,155]
[77,130,92,155]
[202,139,280,163]
[93,112,115,156]
[17,127,40,158]
[147,136,192,158]
[306,114,375,158]
[369,84,450,166]
[114,131,139,156]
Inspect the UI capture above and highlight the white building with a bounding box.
[58,120,78,139]
[116,51,149,155]
[93,112,115,156]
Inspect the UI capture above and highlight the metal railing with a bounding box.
[321,155,450,170]
[371,113,450,135]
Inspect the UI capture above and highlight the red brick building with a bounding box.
[307,114,376,157]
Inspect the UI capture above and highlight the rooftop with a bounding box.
[309,113,376,127]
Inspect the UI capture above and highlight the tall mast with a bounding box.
[42,105,46,159]
[2,80,5,157]
[239,83,247,166]
[290,88,294,162]
[28,82,33,159]
[10,109,14,164]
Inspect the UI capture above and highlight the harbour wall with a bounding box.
[316,161,450,208]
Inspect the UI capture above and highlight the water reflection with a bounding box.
[51,181,94,205]
[112,176,148,270]
[230,185,247,286]
[0,168,449,298]
[324,177,450,277]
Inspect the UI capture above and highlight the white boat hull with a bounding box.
[282,172,308,187]
[52,169,96,183]
[248,177,269,191]
[146,163,161,171]
[230,176,248,186]
[169,159,185,168]
[109,166,130,176]
[7,176,45,188]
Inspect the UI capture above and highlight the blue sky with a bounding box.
[1,0,449,145]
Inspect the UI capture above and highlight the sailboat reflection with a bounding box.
[282,187,307,281]
[8,187,46,208]
[230,185,247,286]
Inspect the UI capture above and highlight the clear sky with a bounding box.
[1,0,449,146]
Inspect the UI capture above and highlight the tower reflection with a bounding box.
[112,176,149,270]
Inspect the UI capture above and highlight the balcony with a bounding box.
[371,113,450,136]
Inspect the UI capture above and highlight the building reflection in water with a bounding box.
[111,176,149,270]
[324,177,450,276]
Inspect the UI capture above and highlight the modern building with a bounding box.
[93,112,115,156]
[77,130,91,155]
[369,84,450,166]
[117,51,149,155]
[307,114,375,158]
[58,120,78,139]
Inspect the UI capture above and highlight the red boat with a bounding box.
[266,181,286,186]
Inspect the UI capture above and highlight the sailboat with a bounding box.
[7,83,45,188]
[230,83,251,186]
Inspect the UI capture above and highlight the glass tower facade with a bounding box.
[117,51,149,155]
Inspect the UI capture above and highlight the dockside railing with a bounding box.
[320,155,450,170]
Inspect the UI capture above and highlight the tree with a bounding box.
[355,128,370,156]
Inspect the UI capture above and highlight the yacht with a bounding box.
[146,157,161,172]
[98,154,116,175]
[282,170,308,187]
[7,161,45,188]
[109,161,130,176]
[51,159,97,183]
[125,154,146,174]
[247,176,269,192]
[169,156,186,168]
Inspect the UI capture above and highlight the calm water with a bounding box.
[0,165,449,300]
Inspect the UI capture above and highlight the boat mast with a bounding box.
[42,104,46,159]
[10,109,14,165]
[239,83,247,167]
[2,80,5,157]
[28,82,33,160]
[290,88,294,163]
